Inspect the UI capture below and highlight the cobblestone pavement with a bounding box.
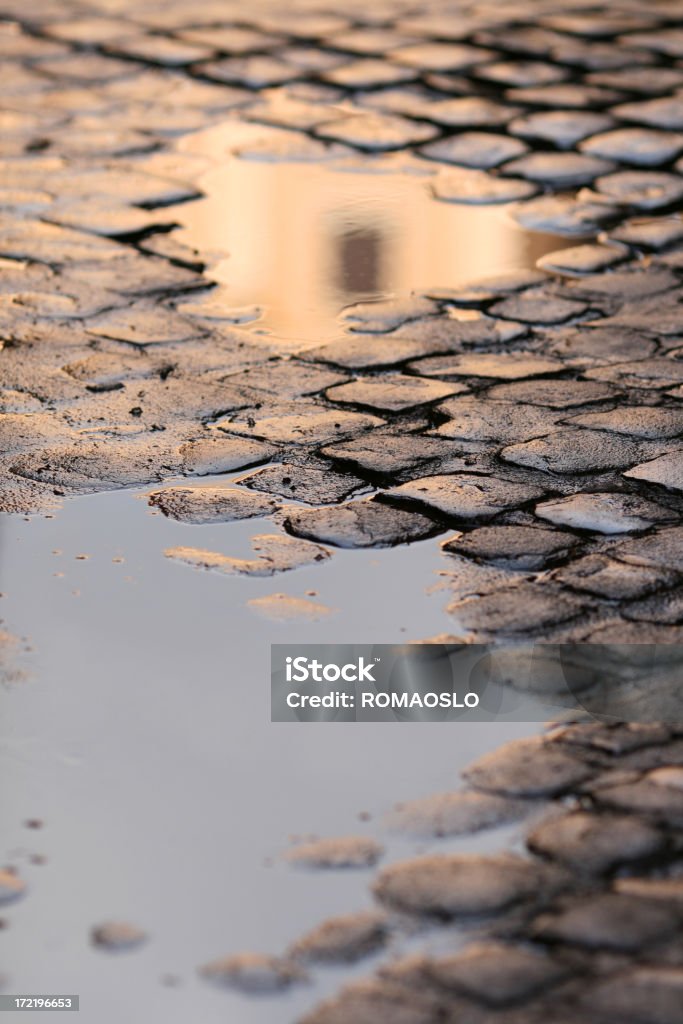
[3,0,683,1018]
[277,719,683,1024]
[2,0,683,643]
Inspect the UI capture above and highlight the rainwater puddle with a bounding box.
[0,486,541,1024]
[175,120,574,340]
[1,120,568,1024]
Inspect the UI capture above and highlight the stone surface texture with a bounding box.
[4,2,683,1020]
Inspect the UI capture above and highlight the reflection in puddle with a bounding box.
[176,122,574,340]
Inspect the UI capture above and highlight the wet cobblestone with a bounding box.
[4,0,683,1016]
[287,720,683,1024]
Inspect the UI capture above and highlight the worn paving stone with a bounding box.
[315,112,438,151]
[422,96,518,128]
[533,893,681,952]
[174,293,262,325]
[443,524,578,570]
[424,941,571,1007]
[105,33,213,67]
[91,922,147,952]
[614,95,683,131]
[476,60,569,88]
[502,151,614,188]
[44,200,165,238]
[391,41,495,71]
[238,462,366,504]
[178,436,276,476]
[63,377,258,431]
[245,93,344,132]
[286,836,383,869]
[433,397,560,442]
[216,403,384,445]
[407,352,564,380]
[199,952,304,993]
[592,170,683,210]
[585,617,683,650]
[512,195,621,236]
[502,429,643,474]
[464,735,594,797]
[590,66,683,97]
[585,360,683,390]
[438,554,531,608]
[553,722,672,756]
[356,85,454,121]
[568,407,683,440]
[326,375,462,412]
[320,432,456,478]
[197,55,301,88]
[147,485,279,524]
[85,305,201,346]
[527,811,665,874]
[567,261,681,300]
[34,52,137,83]
[506,82,624,108]
[535,492,674,534]
[222,360,348,399]
[594,778,683,824]
[164,534,330,578]
[609,217,683,250]
[10,439,182,493]
[341,296,437,334]
[373,852,559,918]
[624,451,683,493]
[623,588,683,625]
[448,582,587,637]
[537,243,628,276]
[393,312,529,347]
[420,132,528,170]
[283,500,438,548]
[431,166,538,204]
[177,25,283,54]
[299,976,444,1024]
[289,910,388,964]
[615,526,683,573]
[385,789,533,838]
[581,127,683,167]
[386,473,546,521]
[0,218,125,263]
[552,553,678,601]
[301,334,435,370]
[509,109,615,148]
[323,58,416,90]
[583,300,683,339]
[490,292,588,324]
[585,967,683,1024]
[61,352,159,389]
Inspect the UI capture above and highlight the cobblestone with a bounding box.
[6,4,683,1012]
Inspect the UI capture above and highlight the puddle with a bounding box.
[0,488,541,1023]
[175,120,574,340]
[2,119,577,1024]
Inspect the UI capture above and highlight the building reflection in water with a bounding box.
[178,127,571,342]
[335,226,383,296]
